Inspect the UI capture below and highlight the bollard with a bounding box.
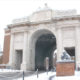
[45,57,49,75]
[23,71,24,80]
[37,69,39,78]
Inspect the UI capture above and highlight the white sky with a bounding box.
[0,0,80,50]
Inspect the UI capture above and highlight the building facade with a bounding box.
[3,6,80,71]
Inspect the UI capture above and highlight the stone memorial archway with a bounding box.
[29,29,56,70]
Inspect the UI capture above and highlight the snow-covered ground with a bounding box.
[16,71,56,80]
[54,71,80,80]
[0,69,80,80]
[16,71,80,80]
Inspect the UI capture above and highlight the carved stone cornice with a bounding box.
[7,15,80,29]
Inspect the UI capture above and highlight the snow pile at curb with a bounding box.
[0,69,23,72]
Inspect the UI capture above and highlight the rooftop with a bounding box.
[12,4,77,24]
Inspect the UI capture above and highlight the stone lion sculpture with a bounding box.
[53,49,71,60]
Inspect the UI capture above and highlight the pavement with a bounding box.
[0,71,45,80]
[49,75,55,80]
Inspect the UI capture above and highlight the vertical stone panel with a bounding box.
[75,26,80,69]
[62,27,75,47]
[21,32,30,71]
[56,28,63,61]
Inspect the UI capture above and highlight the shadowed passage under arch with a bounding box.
[35,33,56,70]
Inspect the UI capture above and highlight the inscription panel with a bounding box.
[62,27,75,47]
[14,33,24,49]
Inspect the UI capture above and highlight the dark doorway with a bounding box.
[65,47,75,60]
[35,34,56,71]
[15,50,23,70]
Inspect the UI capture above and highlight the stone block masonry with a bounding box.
[56,61,75,76]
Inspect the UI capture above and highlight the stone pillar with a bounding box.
[56,28,63,61]
[30,39,36,70]
[8,34,14,67]
[75,26,80,70]
[21,32,30,71]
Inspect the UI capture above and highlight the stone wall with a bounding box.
[3,30,11,64]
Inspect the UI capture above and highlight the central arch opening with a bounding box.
[35,33,56,70]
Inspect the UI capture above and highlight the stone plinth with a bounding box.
[0,64,6,69]
[56,60,75,76]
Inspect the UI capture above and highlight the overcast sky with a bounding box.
[0,0,80,51]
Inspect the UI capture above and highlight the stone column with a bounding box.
[75,26,80,70]
[21,32,30,71]
[56,28,63,61]
[8,34,14,67]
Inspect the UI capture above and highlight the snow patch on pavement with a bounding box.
[17,72,56,80]
[17,71,80,80]
[54,71,80,80]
